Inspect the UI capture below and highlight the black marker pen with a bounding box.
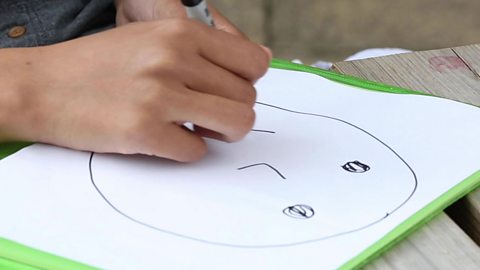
[181,0,215,27]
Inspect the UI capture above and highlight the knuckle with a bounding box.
[138,83,182,117]
[138,88,166,111]
[250,47,270,78]
[163,19,195,39]
[242,107,256,131]
[120,109,151,142]
[178,139,208,162]
[229,105,255,142]
[118,100,165,150]
[230,81,257,106]
[244,85,257,106]
[140,50,185,77]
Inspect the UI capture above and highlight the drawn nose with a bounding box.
[283,204,315,219]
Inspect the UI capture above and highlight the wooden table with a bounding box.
[332,44,480,269]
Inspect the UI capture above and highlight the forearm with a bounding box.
[0,48,41,142]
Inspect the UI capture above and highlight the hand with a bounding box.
[0,20,270,162]
[115,0,245,37]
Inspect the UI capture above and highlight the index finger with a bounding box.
[193,21,272,82]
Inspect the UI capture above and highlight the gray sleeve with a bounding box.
[0,0,116,48]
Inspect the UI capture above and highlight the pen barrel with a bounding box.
[181,0,202,6]
[183,0,215,27]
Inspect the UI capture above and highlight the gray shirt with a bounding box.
[0,0,115,48]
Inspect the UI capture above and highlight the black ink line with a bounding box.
[238,163,286,179]
[283,204,315,219]
[342,160,371,173]
[251,129,276,134]
[89,101,418,248]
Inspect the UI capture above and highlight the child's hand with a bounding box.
[1,20,271,162]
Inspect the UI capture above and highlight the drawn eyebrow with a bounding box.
[251,129,276,134]
[237,163,286,179]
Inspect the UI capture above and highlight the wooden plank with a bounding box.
[467,191,480,243]
[443,44,480,245]
[332,48,480,105]
[332,47,480,268]
[365,212,480,270]
[452,44,480,78]
[446,193,480,245]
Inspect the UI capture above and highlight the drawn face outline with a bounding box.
[89,102,417,248]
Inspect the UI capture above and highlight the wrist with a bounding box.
[0,47,46,142]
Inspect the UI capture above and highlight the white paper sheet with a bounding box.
[1,68,480,269]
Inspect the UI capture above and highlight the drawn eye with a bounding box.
[342,160,370,173]
[283,204,315,219]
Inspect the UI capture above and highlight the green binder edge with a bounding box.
[270,59,430,96]
[0,238,96,270]
[1,58,478,270]
[0,142,32,161]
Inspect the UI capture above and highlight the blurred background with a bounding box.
[210,0,480,63]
